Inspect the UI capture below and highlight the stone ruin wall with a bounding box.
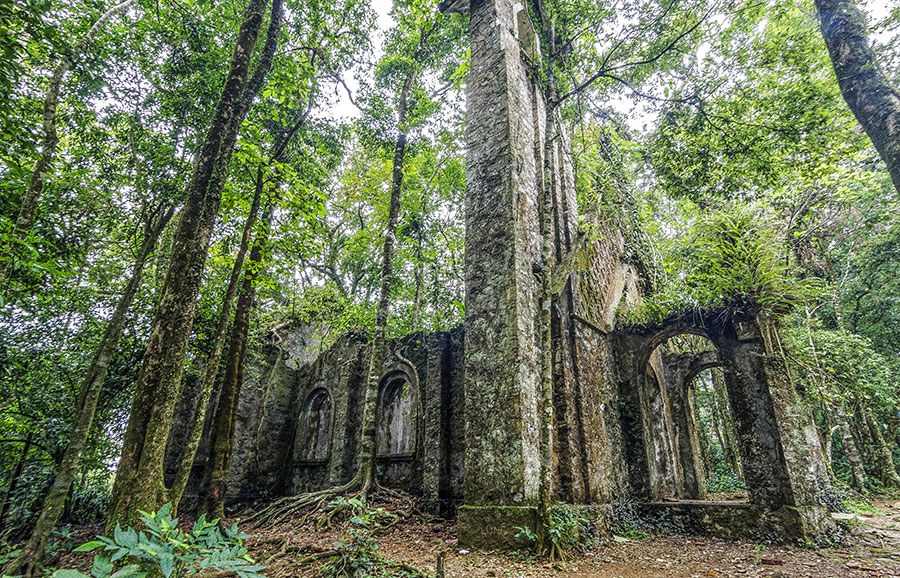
[165,0,834,543]
[165,0,663,521]
[165,327,468,512]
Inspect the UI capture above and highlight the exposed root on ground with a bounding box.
[244,476,420,530]
[246,489,431,577]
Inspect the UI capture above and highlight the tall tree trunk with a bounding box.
[860,403,900,488]
[153,213,178,295]
[168,171,264,513]
[353,74,412,500]
[536,106,556,555]
[105,0,281,530]
[837,403,868,492]
[890,410,900,452]
[814,0,900,195]
[199,203,273,520]
[0,0,138,291]
[412,214,425,334]
[693,387,714,476]
[823,406,837,467]
[4,206,172,578]
[534,0,560,554]
[710,405,728,464]
[851,403,877,467]
[0,433,33,533]
[172,104,310,512]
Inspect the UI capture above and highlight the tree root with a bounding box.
[244,482,354,529]
[244,481,419,531]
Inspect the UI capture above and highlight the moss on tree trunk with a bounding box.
[815,0,900,195]
[105,0,281,530]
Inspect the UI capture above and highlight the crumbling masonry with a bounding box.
[165,0,834,545]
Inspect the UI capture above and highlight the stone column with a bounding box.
[423,332,451,513]
[457,0,544,546]
[716,320,832,538]
[639,357,683,500]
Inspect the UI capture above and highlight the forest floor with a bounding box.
[49,498,900,577]
[245,498,900,578]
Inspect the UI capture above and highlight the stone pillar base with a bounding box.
[458,504,613,548]
[638,502,835,543]
[776,505,836,542]
[458,505,537,548]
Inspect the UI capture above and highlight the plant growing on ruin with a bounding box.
[622,205,821,326]
[514,505,599,563]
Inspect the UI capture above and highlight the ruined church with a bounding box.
[166,0,834,545]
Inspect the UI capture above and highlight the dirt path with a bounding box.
[252,500,900,578]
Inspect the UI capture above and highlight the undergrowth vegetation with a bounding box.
[514,505,603,562]
[47,504,265,578]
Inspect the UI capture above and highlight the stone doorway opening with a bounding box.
[638,331,737,503]
[691,367,746,501]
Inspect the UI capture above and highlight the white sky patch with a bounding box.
[326,0,394,122]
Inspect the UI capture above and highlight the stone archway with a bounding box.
[376,371,416,456]
[375,364,422,491]
[617,311,834,538]
[297,388,333,461]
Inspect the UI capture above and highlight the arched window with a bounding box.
[376,373,414,456]
[297,388,332,461]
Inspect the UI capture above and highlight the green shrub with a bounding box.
[705,466,745,494]
[514,505,600,560]
[49,503,265,578]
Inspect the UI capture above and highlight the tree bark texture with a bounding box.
[5,206,172,578]
[537,106,556,553]
[837,404,868,491]
[815,0,900,195]
[0,0,138,291]
[534,0,560,552]
[105,0,280,530]
[199,203,273,520]
[168,171,264,513]
[860,403,900,488]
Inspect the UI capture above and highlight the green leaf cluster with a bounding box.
[49,504,265,578]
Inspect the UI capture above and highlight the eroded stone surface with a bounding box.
[165,0,836,546]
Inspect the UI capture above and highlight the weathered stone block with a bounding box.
[458,505,538,548]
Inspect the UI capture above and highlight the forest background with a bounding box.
[1,0,900,570]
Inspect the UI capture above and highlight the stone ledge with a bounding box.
[458,505,537,548]
[640,501,835,542]
[458,503,613,548]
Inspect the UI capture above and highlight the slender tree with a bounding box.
[859,401,900,488]
[0,433,33,533]
[4,203,174,578]
[837,403,868,492]
[0,0,138,292]
[105,0,283,528]
[200,200,274,519]
[168,182,263,513]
